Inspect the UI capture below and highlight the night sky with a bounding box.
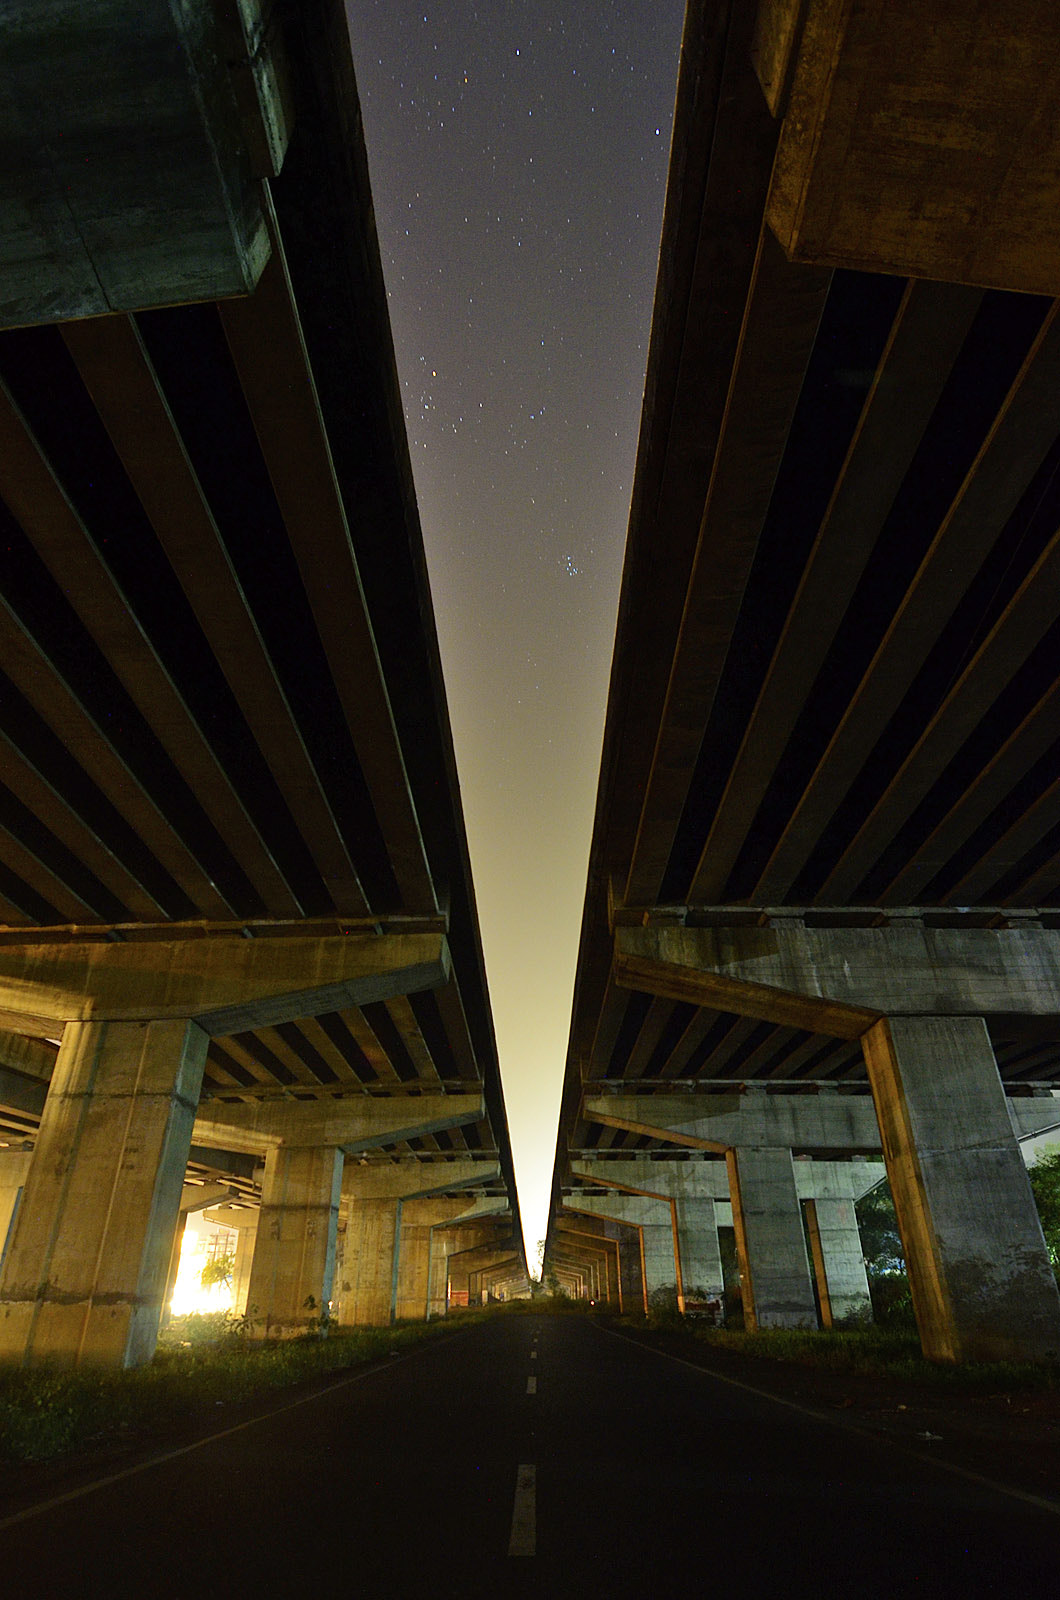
[344,1,686,1263]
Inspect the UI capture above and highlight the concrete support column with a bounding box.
[395,1199,438,1322]
[0,1150,31,1272]
[863,1016,1060,1362]
[0,1018,207,1369]
[245,1145,343,1338]
[805,1197,872,1327]
[726,1147,817,1330]
[231,1220,258,1316]
[339,1198,400,1326]
[673,1197,725,1307]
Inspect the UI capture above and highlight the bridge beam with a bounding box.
[194,1092,484,1156]
[614,924,1060,1361]
[0,931,449,1036]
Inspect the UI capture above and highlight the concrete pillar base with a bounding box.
[727,1147,817,1330]
[245,1146,343,1338]
[805,1197,872,1327]
[0,1018,206,1369]
[864,1016,1060,1363]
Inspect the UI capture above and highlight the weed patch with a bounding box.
[0,1315,478,1465]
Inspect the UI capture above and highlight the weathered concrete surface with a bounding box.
[584,1092,1059,1153]
[336,1197,400,1326]
[763,0,1060,295]
[341,1159,500,1201]
[571,1155,888,1315]
[245,1145,343,1337]
[0,0,282,327]
[584,1092,882,1153]
[0,932,450,1034]
[614,923,1060,1030]
[194,1092,484,1154]
[805,1197,872,1326]
[570,1156,886,1203]
[864,1016,1060,1363]
[0,1018,206,1368]
[333,1166,502,1323]
[727,1147,817,1331]
[393,1197,495,1321]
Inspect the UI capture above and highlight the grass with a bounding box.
[623,1316,1060,1392]
[0,1312,477,1465]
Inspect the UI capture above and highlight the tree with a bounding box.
[1029,1148,1060,1275]
[855,1181,905,1278]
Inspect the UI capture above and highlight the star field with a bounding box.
[345,0,685,1264]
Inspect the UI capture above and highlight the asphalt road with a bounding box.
[1,1314,1057,1598]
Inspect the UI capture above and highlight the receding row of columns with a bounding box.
[567,1153,883,1327]
[0,930,523,1369]
[605,924,1060,1362]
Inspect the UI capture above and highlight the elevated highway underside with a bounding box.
[549,0,1060,1363]
[0,0,526,1367]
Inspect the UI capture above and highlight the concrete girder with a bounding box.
[582,1094,1060,1154]
[569,1157,886,1203]
[0,0,286,328]
[193,1092,485,1155]
[0,931,450,1036]
[762,0,1060,295]
[614,923,1060,1031]
[341,1160,500,1201]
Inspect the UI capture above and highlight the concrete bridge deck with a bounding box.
[0,0,527,1365]
[547,0,1060,1362]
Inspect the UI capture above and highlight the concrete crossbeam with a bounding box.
[583,1093,1059,1153]
[614,923,1060,1031]
[0,931,450,1034]
[193,1092,484,1154]
[570,1157,886,1203]
[0,1018,206,1368]
[333,1172,502,1324]
[0,0,282,327]
[341,1159,500,1200]
[584,1093,881,1153]
[610,925,1060,1358]
[762,0,1060,295]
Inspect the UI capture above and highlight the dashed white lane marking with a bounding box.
[530,1350,537,1359]
[508,1463,536,1557]
[526,1375,537,1394]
